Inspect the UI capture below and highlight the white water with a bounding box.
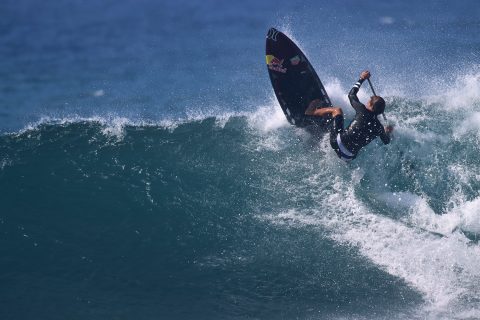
[254,72,480,319]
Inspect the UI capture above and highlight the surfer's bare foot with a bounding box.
[305,99,322,115]
[305,104,316,115]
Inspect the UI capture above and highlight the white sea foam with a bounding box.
[324,78,351,109]
[427,69,480,110]
[263,181,480,318]
[184,105,246,129]
[257,135,480,319]
[453,112,480,139]
[7,110,249,139]
[99,117,130,139]
[246,96,288,133]
[445,72,480,110]
[324,77,370,112]
[444,198,480,236]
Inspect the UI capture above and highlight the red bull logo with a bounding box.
[266,55,287,73]
[290,55,301,66]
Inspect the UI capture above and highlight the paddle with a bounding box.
[367,78,387,121]
[367,78,377,96]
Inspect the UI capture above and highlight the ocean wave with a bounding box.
[2,81,480,319]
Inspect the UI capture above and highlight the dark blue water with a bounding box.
[1,1,480,319]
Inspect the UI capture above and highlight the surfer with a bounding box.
[305,71,393,161]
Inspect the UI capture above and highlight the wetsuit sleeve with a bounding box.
[348,78,367,112]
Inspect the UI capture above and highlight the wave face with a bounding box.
[3,0,480,319]
[1,87,480,319]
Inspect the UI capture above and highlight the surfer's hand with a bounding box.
[360,71,370,80]
[385,125,394,134]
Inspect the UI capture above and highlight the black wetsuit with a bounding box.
[330,78,390,161]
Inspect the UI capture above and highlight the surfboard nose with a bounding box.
[265,28,332,128]
[267,28,280,41]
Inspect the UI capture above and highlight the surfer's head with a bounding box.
[368,96,385,115]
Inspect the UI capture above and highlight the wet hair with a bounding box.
[371,96,385,115]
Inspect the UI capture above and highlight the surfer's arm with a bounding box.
[348,78,367,112]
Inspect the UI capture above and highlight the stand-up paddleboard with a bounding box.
[266,28,332,129]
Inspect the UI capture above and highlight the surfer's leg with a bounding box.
[331,114,344,134]
[329,115,355,161]
[305,107,343,117]
[329,114,345,153]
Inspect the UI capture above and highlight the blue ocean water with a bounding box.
[1,0,480,319]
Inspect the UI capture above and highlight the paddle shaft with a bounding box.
[367,78,387,121]
[367,79,376,96]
